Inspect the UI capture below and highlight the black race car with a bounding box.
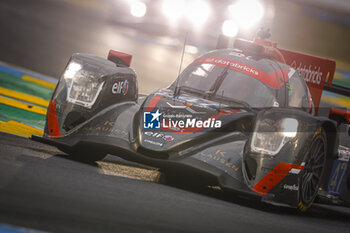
[33,37,350,211]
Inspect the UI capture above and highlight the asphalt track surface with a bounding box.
[1,132,350,233]
[0,0,350,232]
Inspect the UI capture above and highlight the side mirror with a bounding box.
[302,95,313,114]
[108,50,132,67]
[329,107,350,136]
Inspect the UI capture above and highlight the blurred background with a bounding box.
[0,0,349,95]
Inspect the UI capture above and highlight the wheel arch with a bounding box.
[321,120,339,159]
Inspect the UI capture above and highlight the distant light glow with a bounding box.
[162,0,186,23]
[185,45,199,54]
[130,1,147,18]
[228,0,264,29]
[185,0,211,28]
[222,19,239,37]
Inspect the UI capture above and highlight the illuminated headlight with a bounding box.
[251,118,298,155]
[63,60,105,109]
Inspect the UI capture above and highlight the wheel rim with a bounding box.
[301,137,325,203]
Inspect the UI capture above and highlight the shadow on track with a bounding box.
[55,151,350,220]
[2,131,350,233]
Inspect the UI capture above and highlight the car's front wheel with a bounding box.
[298,129,327,212]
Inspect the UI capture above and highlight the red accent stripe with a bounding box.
[47,101,61,137]
[145,94,162,112]
[252,163,304,195]
[192,56,292,89]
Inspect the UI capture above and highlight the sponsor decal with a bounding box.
[122,80,128,95]
[193,56,259,76]
[144,132,174,142]
[143,110,162,129]
[192,56,292,89]
[200,149,240,172]
[144,139,163,147]
[82,121,128,137]
[328,159,348,195]
[112,80,128,95]
[338,146,350,162]
[289,168,302,174]
[163,135,174,141]
[283,184,299,191]
[291,61,323,85]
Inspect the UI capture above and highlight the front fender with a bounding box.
[45,53,139,138]
[242,108,332,206]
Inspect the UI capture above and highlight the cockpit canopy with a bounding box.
[173,51,313,112]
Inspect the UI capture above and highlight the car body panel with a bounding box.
[33,40,350,209]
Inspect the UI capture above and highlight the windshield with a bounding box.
[174,63,278,108]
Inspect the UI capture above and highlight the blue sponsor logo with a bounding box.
[327,160,348,195]
[143,110,162,129]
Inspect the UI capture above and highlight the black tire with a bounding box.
[298,129,327,212]
[60,147,107,163]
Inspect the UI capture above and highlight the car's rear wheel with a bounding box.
[298,129,327,212]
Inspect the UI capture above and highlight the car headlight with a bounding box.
[63,59,105,109]
[251,118,298,155]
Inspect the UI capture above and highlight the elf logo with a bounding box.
[112,80,128,95]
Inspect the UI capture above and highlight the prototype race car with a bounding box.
[33,36,350,211]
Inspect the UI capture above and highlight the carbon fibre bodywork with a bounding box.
[33,48,350,209]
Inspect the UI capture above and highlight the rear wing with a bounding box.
[233,38,350,115]
[277,48,336,114]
